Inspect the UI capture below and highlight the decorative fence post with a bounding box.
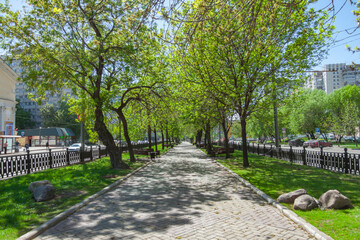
[344,148,349,174]
[270,145,273,158]
[320,146,324,168]
[26,150,31,174]
[290,146,293,164]
[66,148,70,165]
[302,146,307,166]
[90,146,93,161]
[257,144,260,155]
[48,149,53,169]
[263,144,266,155]
[278,145,282,159]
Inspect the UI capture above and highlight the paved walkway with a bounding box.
[35,142,314,240]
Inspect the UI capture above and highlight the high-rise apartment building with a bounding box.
[305,63,360,94]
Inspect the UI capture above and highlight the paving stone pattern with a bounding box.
[35,142,314,240]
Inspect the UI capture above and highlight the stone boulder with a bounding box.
[29,180,56,202]
[319,190,352,209]
[29,180,52,193]
[277,189,307,204]
[293,194,319,211]
[33,185,56,202]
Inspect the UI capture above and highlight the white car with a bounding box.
[68,143,88,152]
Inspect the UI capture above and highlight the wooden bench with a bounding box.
[213,147,234,155]
[196,143,205,148]
[133,148,160,157]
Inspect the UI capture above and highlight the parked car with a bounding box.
[344,136,354,142]
[309,140,333,148]
[289,139,304,147]
[326,133,335,140]
[303,140,313,148]
[68,143,89,152]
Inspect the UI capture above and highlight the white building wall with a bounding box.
[306,63,360,94]
[0,58,17,135]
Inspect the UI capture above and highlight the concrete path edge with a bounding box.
[212,159,334,240]
[16,161,154,240]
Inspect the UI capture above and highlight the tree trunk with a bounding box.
[206,121,213,154]
[118,116,122,161]
[166,125,169,145]
[273,103,280,148]
[240,117,249,168]
[118,110,136,162]
[355,134,358,147]
[161,129,165,150]
[94,107,129,169]
[154,127,158,151]
[310,132,315,139]
[148,124,152,149]
[221,119,230,159]
[196,129,203,145]
[204,126,207,148]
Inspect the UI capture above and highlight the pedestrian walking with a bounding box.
[25,143,29,151]
[4,142,8,154]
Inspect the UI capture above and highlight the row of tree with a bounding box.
[245,85,360,145]
[0,0,186,169]
[1,0,355,168]
[170,0,333,167]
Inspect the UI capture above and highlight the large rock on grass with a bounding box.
[277,189,307,204]
[29,180,52,193]
[33,185,56,202]
[29,180,56,202]
[293,194,319,211]
[319,190,352,209]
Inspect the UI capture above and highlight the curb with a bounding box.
[212,160,333,240]
[17,161,154,240]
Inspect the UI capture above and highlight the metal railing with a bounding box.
[214,141,360,175]
[0,142,159,180]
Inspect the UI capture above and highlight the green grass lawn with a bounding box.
[332,142,360,149]
[216,150,360,240]
[0,144,170,240]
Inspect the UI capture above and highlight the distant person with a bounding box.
[25,143,29,151]
[15,141,20,152]
[4,142,8,154]
[46,141,49,149]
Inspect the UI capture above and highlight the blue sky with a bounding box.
[3,0,360,70]
[310,1,359,69]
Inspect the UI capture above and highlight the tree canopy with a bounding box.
[0,0,341,169]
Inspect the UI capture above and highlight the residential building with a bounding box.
[306,63,360,93]
[305,71,324,91]
[4,58,72,127]
[0,58,18,152]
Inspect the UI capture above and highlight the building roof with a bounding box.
[0,57,19,83]
[17,127,75,137]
